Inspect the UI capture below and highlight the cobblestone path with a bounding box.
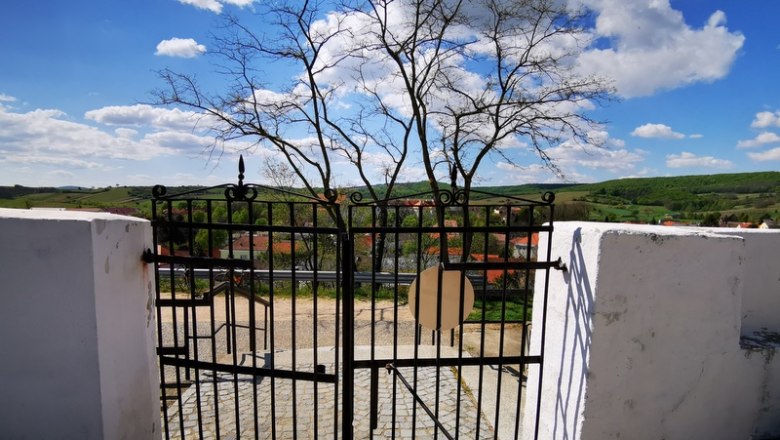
[163,347,496,440]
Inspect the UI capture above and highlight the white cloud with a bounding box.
[177,0,223,13]
[221,0,254,6]
[747,147,780,162]
[176,0,254,14]
[491,162,572,184]
[47,169,77,180]
[155,38,207,58]
[0,105,176,161]
[736,132,780,149]
[4,155,115,170]
[631,123,685,139]
[143,131,214,150]
[542,135,645,174]
[484,131,643,183]
[0,93,17,111]
[689,134,703,139]
[84,104,203,131]
[751,111,780,128]
[575,1,744,97]
[114,127,138,138]
[665,152,733,169]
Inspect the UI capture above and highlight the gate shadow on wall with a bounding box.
[146,156,562,440]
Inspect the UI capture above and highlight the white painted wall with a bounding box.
[522,222,780,440]
[0,208,159,440]
[700,227,780,337]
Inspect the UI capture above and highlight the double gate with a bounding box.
[148,158,561,439]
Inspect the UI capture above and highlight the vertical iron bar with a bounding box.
[166,199,187,438]
[533,203,555,440]
[268,202,278,440]
[182,201,191,383]
[225,203,233,357]
[152,200,172,440]
[226,202,242,437]
[248,200,260,440]
[433,246,444,440]
[312,202,320,438]
[370,365,379,432]
[342,207,355,440]
[334,207,343,440]
[411,204,424,440]
[289,202,299,440]
[370,207,378,435]
[491,203,511,439]
[514,206,535,439]
[454,268,467,439]
[186,201,205,440]
[206,200,221,438]
[391,205,400,439]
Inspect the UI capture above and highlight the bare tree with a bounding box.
[344,0,611,257]
[155,0,613,260]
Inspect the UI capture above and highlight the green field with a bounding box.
[2,171,779,224]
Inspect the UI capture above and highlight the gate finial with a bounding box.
[238,154,245,185]
[225,154,257,201]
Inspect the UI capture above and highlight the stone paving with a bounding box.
[158,298,527,440]
[163,346,497,440]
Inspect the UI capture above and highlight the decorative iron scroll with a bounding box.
[152,184,168,199]
[349,187,555,207]
[224,156,258,202]
[149,155,339,204]
[149,155,555,207]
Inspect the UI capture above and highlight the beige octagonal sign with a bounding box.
[408,266,475,331]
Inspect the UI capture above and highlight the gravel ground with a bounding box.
[157,294,529,439]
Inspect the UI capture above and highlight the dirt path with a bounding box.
[159,293,525,359]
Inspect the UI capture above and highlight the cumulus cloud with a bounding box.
[491,162,589,184]
[486,131,643,183]
[222,0,254,6]
[4,155,115,170]
[155,38,207,58]
[143,131,214,150]
[176,0,253,14]
[538,133,645,177]
[665,152,733,169]
[751,110,780,128]
[0,106,177,161]
[548,143,644,172]
[631,123,686,139]
[747,147,780,162]
[575,1,744,97]
[736,132,780,149]
[114,127,138,139]
[85,104,203,131]
[177,0,223,13]
[0,93,17,111]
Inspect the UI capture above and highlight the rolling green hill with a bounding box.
[1,171,778,225]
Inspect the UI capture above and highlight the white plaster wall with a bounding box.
[522,222,780,440]
[700,228,780,336]
[0,208,159,440]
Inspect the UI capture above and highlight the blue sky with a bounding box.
[1,0,779,188]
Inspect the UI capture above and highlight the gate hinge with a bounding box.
[141,248,155,263]
[553,257,567,272]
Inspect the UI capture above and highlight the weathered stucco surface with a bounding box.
[0,208,159,440]
[523,222,780,440]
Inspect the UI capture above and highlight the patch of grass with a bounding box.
[467,296,531,322]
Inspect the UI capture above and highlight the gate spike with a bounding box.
[238,154,245,183]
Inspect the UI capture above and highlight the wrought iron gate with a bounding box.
[148,157,560,439]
